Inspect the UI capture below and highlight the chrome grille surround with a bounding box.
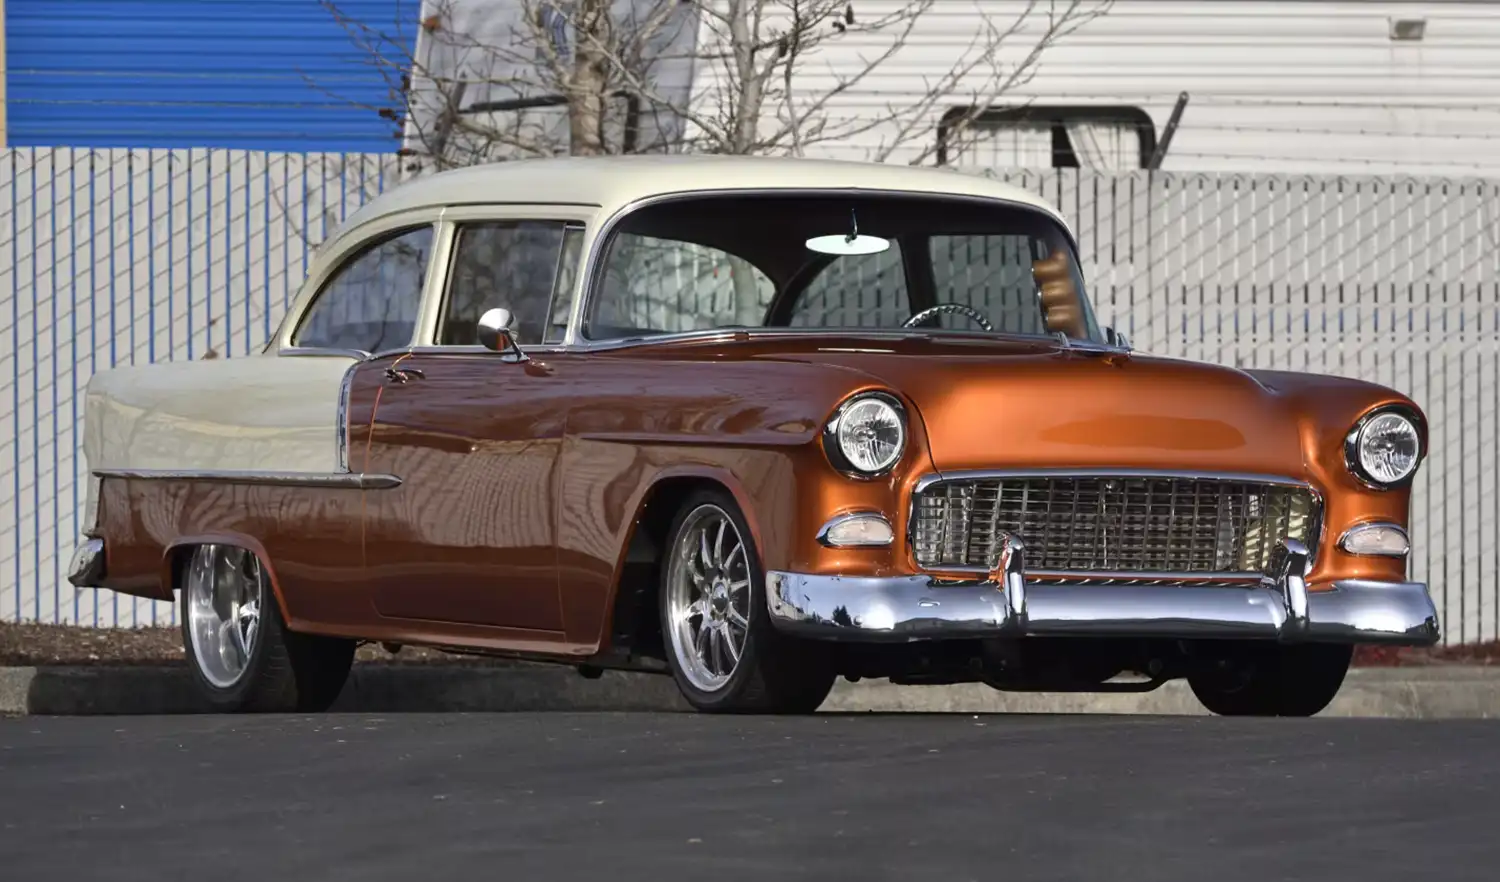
[908,470,1323,578]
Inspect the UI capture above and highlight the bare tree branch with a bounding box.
[316,0,1112,169]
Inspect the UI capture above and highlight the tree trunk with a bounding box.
[569,0,613,156]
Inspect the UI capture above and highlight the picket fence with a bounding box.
[1,147,1496,646]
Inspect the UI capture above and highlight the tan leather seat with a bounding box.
[1032,250,1088,338]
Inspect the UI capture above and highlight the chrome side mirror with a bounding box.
[477,307,527,361]
[1105,326,1132,351]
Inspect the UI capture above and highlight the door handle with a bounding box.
[384,366,425,384]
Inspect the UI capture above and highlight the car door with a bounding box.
[361,217,585,633]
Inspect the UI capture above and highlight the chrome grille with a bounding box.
[910,474,1320,575]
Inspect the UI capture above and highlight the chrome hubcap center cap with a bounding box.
[709,578,730,619]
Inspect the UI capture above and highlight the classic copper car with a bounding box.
[69,155,1438,716]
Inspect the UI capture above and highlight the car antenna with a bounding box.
[847,208,859,243]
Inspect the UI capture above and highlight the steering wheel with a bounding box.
[901,303,994,332]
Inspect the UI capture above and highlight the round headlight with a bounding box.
[824,392,906,476]
[1345,408,1422,488]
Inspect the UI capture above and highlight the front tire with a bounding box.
[180,543,355,713]
[659,490,837,714]
[1187,642,1353,717]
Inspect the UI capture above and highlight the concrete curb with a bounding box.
[4,664,1500,718]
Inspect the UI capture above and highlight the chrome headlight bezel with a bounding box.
[1343,405,1424,490]
[822,391,908,479]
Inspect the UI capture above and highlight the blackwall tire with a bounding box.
[1187,642,1353,717]
[658,489,837,714]
[179,543,355,713]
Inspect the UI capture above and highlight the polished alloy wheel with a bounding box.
[185,544,265,689]
[665,504,752,693]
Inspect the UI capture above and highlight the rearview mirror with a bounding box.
[477,307,527,361]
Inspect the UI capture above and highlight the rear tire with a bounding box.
[1187,642,1353,717]
[658,489,837,714]
[179,543,356,713]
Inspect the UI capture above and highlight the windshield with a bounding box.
[583,191,1103,344]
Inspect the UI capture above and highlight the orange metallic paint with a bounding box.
[360,351,568,633]
[94,331,1424,661]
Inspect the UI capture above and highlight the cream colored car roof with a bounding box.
[334,154,1072,241]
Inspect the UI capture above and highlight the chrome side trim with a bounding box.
[335,361,358,472]
[765,535,1439,646]
[67,537,107,588]
[276,346,371,360]
[93,468,401,490]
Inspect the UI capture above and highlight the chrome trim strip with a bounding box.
[67,537,107,589]
[930,568,1270,581]
[93,468,401,489]
[278,346,371,360]
[766,535,1439,647]
[905,468,1325,575]
[335,362,358,472]
[914,468,1316,491]
[815,511,895,547]
[1338,521,1411,557]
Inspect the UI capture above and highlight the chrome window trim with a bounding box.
[272,208,447,354]
[93,468,402,490]
[424,216,590,350]
[414,218,459,347]
[568,186,1089,350]
[904,468,1326,575]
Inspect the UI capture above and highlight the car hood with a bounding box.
[744,334,1314,476]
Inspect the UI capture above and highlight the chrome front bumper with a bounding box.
[766,536,1440,646]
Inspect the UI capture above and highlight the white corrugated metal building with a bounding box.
[407,0,1500,177]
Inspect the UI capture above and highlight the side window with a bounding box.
[588,232,775,338]
[439,221,577,347]
[292,225,434,352]
[789,242,910,327]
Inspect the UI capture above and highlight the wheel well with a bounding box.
[607,476,730,662]
[165,544,193,597]
[162,541,289,622]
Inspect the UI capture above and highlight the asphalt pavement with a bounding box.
[1,711,1497,881]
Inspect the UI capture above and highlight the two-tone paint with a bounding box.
[69,155,1439,671]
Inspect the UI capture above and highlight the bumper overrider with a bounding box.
[766,535,1440,646]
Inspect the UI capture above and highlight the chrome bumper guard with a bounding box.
[766,535,1440,646]
[67,537,107,589]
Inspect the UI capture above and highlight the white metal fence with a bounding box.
[2,147,1497,645]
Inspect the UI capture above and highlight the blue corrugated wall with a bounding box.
[4,0,418,151]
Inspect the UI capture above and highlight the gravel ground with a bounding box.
[1,621,1493,667]
[0,622,537,667]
